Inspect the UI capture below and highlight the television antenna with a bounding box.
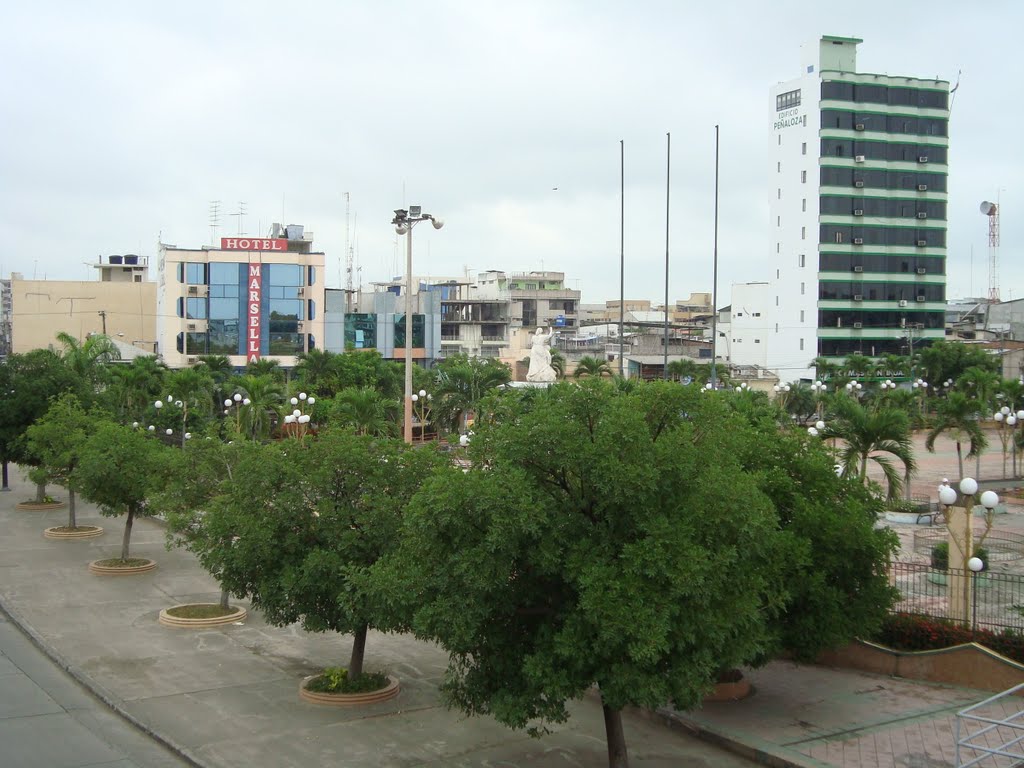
[980,199,1000,303]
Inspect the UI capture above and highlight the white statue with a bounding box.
[526,327,557,383]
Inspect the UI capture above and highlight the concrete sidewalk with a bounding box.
[0,467,1007,768]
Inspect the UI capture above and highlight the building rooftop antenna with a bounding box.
[229,202,247,236]
[344,192,353,297]
[208,201,221,245]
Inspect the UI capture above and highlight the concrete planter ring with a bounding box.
[44,525,104,540]
[299,675,400,707]
[88,558,157,576]
[16,501,67,511]
[704,671,752,703]
[158,604,247,628]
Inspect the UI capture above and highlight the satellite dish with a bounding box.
[980,200,997,215]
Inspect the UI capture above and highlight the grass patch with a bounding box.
[306,667,389,694]
[94,558,151,568]
[165,604,238,620]
[50,525,99,533]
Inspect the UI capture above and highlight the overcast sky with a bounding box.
[2,1,1019,306]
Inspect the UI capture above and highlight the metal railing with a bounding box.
[956,681,1024,767]
[889,562,1024,633]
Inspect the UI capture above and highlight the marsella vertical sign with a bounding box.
[247,264,262,363]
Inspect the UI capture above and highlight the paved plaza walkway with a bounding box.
[1,429,1021,768]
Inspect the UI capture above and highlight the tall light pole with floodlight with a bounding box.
[392,207,444,444]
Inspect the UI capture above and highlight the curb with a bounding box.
[0,594,209,768]
[631,705,833,768]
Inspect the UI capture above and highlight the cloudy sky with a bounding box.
[2,1,1019,306]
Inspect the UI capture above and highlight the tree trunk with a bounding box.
[120,504,135,561]
[601,698,630,768]
[36,481,46,504]
[68,489,76,529]
[219,588,230,610]
[349,624,368,681]
[956,442,964,480]
[1,460,9,491]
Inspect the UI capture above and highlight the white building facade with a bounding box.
[767,36,949,380]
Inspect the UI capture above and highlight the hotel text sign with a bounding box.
[221,238,288,251]
[247,264,262,364]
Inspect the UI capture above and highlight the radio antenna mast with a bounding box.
[208,201,221,245]
[980,199,1000,303]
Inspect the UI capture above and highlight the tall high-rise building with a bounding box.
[767,36,949,379]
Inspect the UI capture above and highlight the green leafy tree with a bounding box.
[201,431,440,680]
[25,393,99,529]
[782,381,817,423]
[245,358,284,382]
[665,358,698,383]
[917,340,1000,388]
[0,349,82,502]
[925,391,987,479]
[332,350,404,399]
[383,381,793,767]
[821,396,915,501]
[811,356,840,383]
[572,355,612,378]
[76,422,164,561]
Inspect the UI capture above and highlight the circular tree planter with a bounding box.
[299,675,400,707]
[88,558,157,576]
[704,670,752,703]
[44,525,103,540]
[158,604,247,628]
[16,501,66,511]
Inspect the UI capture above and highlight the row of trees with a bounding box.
[148,380,896,768]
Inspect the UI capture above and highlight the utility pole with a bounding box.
[98,310,107,335]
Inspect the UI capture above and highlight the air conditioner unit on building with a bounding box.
[297,288,305,297]
[916,296,927,302]
[917,267,927,274]
[853,237,864,245]
[855,123,866,131]
[855,155,866,163]
[918,156,929,163]
[853,209,864,216]
[187,356,198,365]
[899,299,908,307]
[853,294,864,301]
[853,322,863,329]
[188,286,198,296]
[187,323,196,331]
[854,180,865,188]
[917,184,928,191]
[853,265,864,272]
[917,212,928,219]
[916,239,928,247]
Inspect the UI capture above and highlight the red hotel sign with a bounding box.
[247,264,262,363]
[221,237,287,251]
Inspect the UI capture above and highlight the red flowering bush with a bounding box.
[877,613,1024,663]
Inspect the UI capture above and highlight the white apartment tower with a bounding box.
[768,36,949,379]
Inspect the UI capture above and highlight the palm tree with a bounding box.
[107,356,166,420]
[233,374,284,440]
[666,358,698,383]
[573,356,612,378]
[550,349,566,380]
[295,349,337,395]
[328,387,398,436]
[925,391,987,480]
[842,353,877,382]
[811,356,840,384]
[432,357,512,432]
[821,396,916,501]
[246,358,285,382]
[53,331,121,384]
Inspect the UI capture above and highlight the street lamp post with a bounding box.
[392,207,444,445]
[411,389,432,442]
[939,478,999,625]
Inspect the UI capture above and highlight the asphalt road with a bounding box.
[0,610,191,768]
